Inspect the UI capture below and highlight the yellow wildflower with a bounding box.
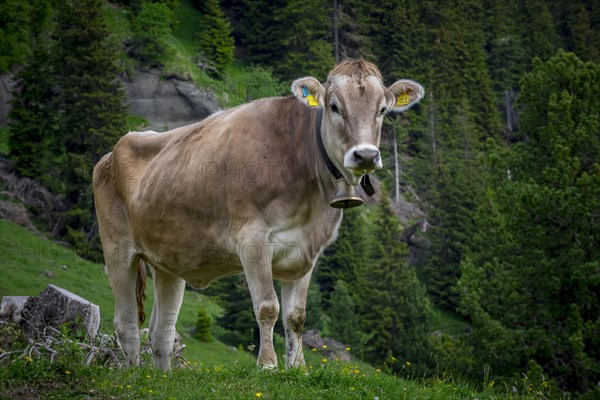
[65,370,71,375]
[255,393,262,397]
[322,345,327,349]
[376,369,381,373]
[312,348,317,352]
[345,347,350,351]
[322,358,328,363]
[405,361,411,366]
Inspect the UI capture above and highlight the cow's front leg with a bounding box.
[238,237,279,369]
[281,269,312,368]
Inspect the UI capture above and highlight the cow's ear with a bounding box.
[291,77,325,108]
[385,79,425,112]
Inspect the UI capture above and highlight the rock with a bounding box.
[303,329,352,362]
[43,269,55,279]
[123,69,219,131]
[0,296,31,324]
[303,329,325,349]
[0,200,36,231]
[22,285,100,340]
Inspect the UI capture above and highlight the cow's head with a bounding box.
[292,60,424,185]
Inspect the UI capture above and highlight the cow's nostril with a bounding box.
[353,149,379,167]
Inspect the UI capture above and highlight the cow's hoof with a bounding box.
[257,362,278,370]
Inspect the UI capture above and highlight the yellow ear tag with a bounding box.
[397,93,411,106]
[307,93,318,106]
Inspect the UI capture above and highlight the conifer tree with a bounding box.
[210,275,258,347]
[520,0,561,61]
[236,0,287,66]
[8,41,58,180]
[358,193,432,369]
[194,306,213,342]
[304,277,325,331]
[457,51,600,396]
[53,0,128,258]
[0,1,30,72]
[197,0,235,75]
[328,280,364,349]
[0,0,53,72]
[131,1,176,64]
[275,0,333,80]
[316,207,367,309]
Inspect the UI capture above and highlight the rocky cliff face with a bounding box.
[124,69,219,131]
[0,69,219,131]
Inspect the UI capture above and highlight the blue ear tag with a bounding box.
[301,86,310,97]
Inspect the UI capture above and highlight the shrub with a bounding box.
[194,307,213,342]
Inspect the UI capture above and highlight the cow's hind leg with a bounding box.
[148,267,185,371]
[281,270,312,369]
[105,248,142,366]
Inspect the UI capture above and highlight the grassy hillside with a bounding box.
[0,223,543,399]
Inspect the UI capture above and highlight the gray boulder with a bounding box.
[0,296,30,324]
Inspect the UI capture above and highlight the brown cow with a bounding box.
[92,60,423,371]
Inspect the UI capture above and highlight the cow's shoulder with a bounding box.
[108,125,199,200]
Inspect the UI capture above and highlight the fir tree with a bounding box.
[131,1,176,64]
[197,0,235,75]
[316,207,367,309]
[358,193,432,369]
[275,0,333,80]
[304,277,325,331]
[328,280,365,349]
[457,51,600,396]
[210,275,258,348]
[236,0,287,67]
[53,0,128,258]
[194,306,213,342]
[8,41,58,180]
[520,0,561,62]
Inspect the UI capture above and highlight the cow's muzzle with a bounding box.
[344,145,382,174]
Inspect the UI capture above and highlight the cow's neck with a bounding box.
[285,100,337,205]
[315,108,343,182]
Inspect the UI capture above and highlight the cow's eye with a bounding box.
[379,107,387,115]
[330,104,340,114]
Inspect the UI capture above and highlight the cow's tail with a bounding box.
[136,259,147,326]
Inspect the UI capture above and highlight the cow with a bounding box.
[92,59,424,371]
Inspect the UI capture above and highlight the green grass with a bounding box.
[173,0,203,55]
[0,219,254,366]
[125,114,149,131]
[0,355,537,400]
